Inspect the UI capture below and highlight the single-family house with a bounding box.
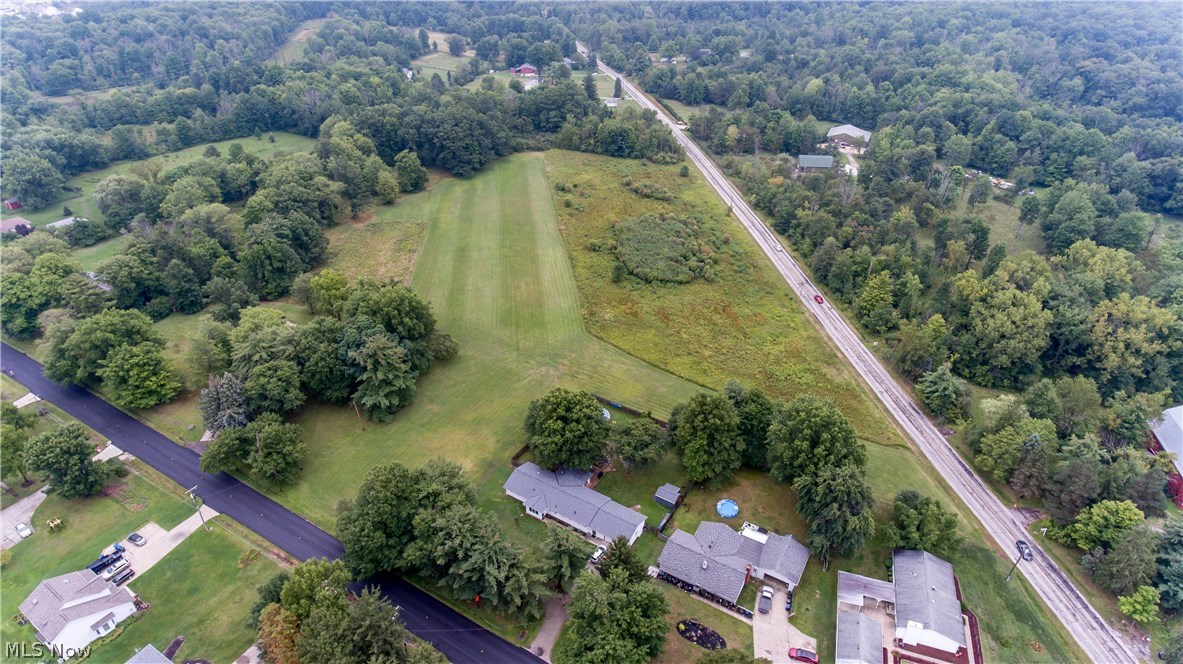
[46,216,78,230]
[827,124,873,145]
[604,97,619,108]
[653,483,681,510]
[656,521,810,604]
[20,570,138,656]
[125,644,171,664]
[512,63,537,76]
[1150,404,1183,507]
[503,462,646,544]
[892,550,966,657]
[797,155,834,171]
[837,612,886,664]
[0,216,33,234]
[693,48,713,61]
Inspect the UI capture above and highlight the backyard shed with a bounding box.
[653,483,682,510]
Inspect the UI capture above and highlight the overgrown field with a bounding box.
[543,149,1081,662]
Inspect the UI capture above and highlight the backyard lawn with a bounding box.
[88,524,282,664]
[0,475,193,655]
[1,132,316,227]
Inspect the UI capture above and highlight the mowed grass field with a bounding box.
[275,17,327,63]
[281,153,702,541]
[1,132,316,227]
[543,150,1080,663]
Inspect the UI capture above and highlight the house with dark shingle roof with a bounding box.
[837,612,885,664]
[20,570,137,655]
[656,521,810,604]
[893,550,966,655]
[653,483,681,510]
[503,462,646,544]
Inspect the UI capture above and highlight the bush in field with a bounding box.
[613,213,719,284]
[623,176,673,201]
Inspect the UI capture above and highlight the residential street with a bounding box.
[580,46,1138,664]
[0,344,541,664]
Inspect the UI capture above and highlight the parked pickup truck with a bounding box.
[758,585,775,614]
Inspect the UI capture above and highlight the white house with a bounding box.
[892,550,966,655]
[1152,404,1182,475]
[503,462,646,544]
[21,570,138,656]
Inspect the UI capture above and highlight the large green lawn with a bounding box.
[0,475,193,655]
[2,132,316,227]
[88,524,281,664]
[281,153,702,544]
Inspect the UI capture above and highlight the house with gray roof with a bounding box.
[1152,404,1182,476]
[125,644,171,664]
[827,124,873,145]
[20,570,137,656]
[797,154,834,170]
[504,462,646,544]
[656,521,810,604]
[837,612,885,664]
[893,550,966,655]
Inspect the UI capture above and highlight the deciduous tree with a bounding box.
[672,393,744,485]
[97,342,183,409]
[25,423,104,499]
[884,490,962,559]
[525,388,610,470]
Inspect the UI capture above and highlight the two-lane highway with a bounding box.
[0,343,540,664]
[581,46,1138,663]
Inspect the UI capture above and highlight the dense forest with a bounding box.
[561,0,1183,625]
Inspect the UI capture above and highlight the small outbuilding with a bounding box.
[827,124,873,145]
[512,63,537,76]
[4,198,23,210]
[653,483,682,510]
[797,155,834,171]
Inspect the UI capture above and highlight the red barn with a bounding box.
[511,63,537,76]
[3,198,22,210]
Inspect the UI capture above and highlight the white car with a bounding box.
[590,545,607,564]
[14,522,33,539]
[102,559,130,580]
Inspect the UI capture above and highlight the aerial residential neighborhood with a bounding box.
[1,2,1181,664]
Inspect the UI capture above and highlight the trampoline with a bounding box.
[716,499,739,519]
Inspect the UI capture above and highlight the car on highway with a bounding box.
[813,294,825,304]
[757,585,774,614]
[589,545,606,565]
[1017,539,1033,561]
[14,522,33,539]
[788,647,818,663]
[127,532,146,547]
[775,244,784,252]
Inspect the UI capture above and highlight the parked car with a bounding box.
[127,532,146,547]
[785,589,794,613]
[589,545,607,564]
[1016,540,1033,562]
[788,647,818,663]
[102,559,129,581]
[813,294,825,304]
[111,567,135,586]
[87,552,123,575]
[14,522,33,539]
[101,542,126,557]
[758,585,775,614]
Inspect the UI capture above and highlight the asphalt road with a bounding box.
[0,343,540,664]
[582,47,1140,664]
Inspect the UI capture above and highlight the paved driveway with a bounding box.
[753,584,816,664]
[0,487,48,549]
[124,505,218,581]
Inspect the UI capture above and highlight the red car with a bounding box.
[812,294,825,305]
[788,648,818,663]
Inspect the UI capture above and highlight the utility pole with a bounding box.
[188,486,212,532]
[1005,553,1022,582]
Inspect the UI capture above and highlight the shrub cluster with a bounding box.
[612,213,719,283]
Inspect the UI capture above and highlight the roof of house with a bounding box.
[1153,405,1183,472]
[654,483,681,503]
[503,462,645,541]
[657,521,809,603]
[513,62,537,70]
[892,550,965,648]
[798,155,834,169]
[837,571,895,607]
[46,216,76,228]
[20,570,136,644]
[837,612,884,664]
[0,216,33,232]
[827,124,873,141]
[125,644,172,664]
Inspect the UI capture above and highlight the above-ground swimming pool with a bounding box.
[716,498,739,518]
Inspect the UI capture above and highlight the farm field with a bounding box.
[275,17,327,63]
[1,132,316,227]
[279,153,703,541]
[543,150,1081,662]
[88,525,282,664]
